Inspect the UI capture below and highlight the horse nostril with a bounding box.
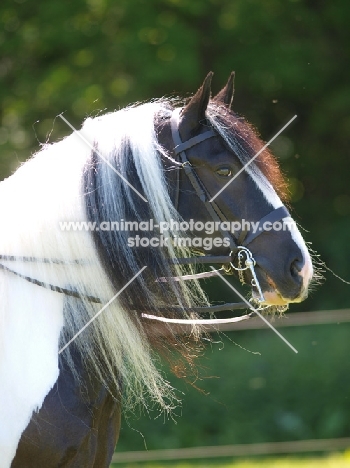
[290,258,303,281]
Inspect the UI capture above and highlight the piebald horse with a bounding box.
[0,73,313,467]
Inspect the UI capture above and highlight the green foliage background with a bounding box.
[117,324,350,454]
[1,0,350,458]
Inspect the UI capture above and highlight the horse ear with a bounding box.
[213,71,235,109]
[179,72,213,136]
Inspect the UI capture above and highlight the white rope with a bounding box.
[141,313,251,325]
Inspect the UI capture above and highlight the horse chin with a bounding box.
[255,287,308,306]
[253,269,308,307]
[259,290,291,306]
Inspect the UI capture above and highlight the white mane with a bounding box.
[0,102,207,465]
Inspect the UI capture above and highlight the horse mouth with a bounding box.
[258,290,290,306]
[252,270,307,306]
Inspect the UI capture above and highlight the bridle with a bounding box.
[0,107,290,327]
[142,109,290,324]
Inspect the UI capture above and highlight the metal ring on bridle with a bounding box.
[229,247,256,271]
[229,246,265,303]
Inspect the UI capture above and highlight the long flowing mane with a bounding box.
[0,101,213,416]
[0,99,290,415]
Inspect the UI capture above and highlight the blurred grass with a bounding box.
[111,451,350,467]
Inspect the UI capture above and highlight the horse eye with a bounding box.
[216,167,233,177]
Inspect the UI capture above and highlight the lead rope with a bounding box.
[0,253,264,326]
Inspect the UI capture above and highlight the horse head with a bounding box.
[158,72,313,308]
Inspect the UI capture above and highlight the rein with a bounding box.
[0,256,101,303]
[0,107,290,327]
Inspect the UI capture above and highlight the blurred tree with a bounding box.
[0,0,350,308]
[0,0,349,304]
[1,0,350,455]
